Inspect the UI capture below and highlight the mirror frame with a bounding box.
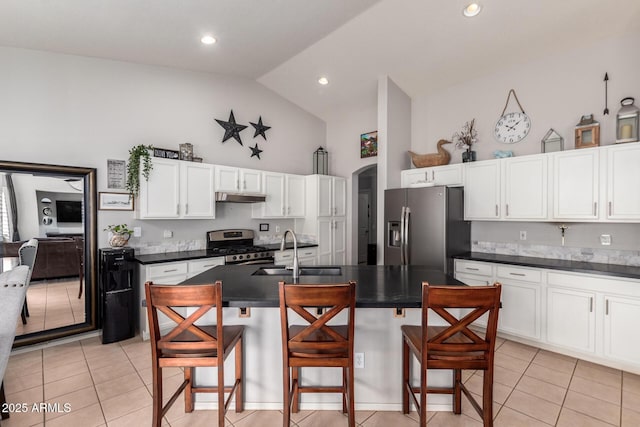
[1,160,98,347]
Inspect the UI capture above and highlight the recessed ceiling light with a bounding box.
[318,77,329,85]
[201,35,217,45]
[463,2,482,17]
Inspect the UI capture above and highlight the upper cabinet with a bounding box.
[252,172,306,218]
[503,155,548,220]
[215,165,262,193]
[311,175,346,217]
[401,164,463,188]
[552,148,599,220]
[606,143,640,220]
[137,158,215,219]
[464,160,501,220]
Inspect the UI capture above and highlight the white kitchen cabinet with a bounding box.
[311,175,345,217]
[552,148,599,220]
[606,143,640,220]
[454,260,495,328]
[275,247,318,267]
[215,165,262,193]
[603,294,640,365]
[139,257,224,340]
[401,164,463,188]
[464,160,501,220]
[496,265,542,341]
[503,155,548,220]
[546,286,596,354]
[315,218,345,265]
[138,158,215,219]
[253,172,305,218]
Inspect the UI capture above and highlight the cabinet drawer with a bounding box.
[497,265,541,283]
[148,262,188,279]
[455,272,492,286]
[299,248,317,258]
[189,257,224,274]
[275,252,294,262]
[455,260,492,276]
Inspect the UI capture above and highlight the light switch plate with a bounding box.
[133,227,142,237]
[600,234,611,245]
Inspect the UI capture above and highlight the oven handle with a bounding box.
[235,259,275,265]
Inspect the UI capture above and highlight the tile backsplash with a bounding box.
[472,241,640,267]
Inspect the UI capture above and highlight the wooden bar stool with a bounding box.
[279,281,356,427]
[401,282,501,427]
[145,281,244,427]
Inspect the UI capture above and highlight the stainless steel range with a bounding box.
[206,229,274,265]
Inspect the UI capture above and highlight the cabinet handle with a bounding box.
[605,299,609,315]
[509,272,526,277]
[243,180,247,189]
[185,203,188,215]
[164,268,178,273]
[203,264,216,268]
[287,206,291,214]
[176,204,179,215]
[304,252,313,256]
[425,172,429,182]
[432,170,435,181]
[506,204,509,217]
[593,202,597,216]
[485,281,490,285]
[237,180,240,190]
[282,207,285,215]
[495,205,498,216]
[465,267,480,271]
[589,297,593,313]
[608,201,612,216]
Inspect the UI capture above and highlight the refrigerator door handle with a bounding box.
[400,206,406,264]
[404,207,411,264]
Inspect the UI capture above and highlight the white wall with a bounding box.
[0,47,326,247]
[411,34,640,162]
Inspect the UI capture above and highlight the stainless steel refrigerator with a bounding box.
[384,186,469,274]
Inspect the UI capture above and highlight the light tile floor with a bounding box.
[2,336,640,426]
[14,278,85,336]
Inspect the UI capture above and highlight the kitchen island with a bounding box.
[167,264,466,412]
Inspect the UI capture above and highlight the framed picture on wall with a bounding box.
[360,131,378,158]
[99,192,134,211]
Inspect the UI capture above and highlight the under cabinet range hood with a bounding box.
[214,192,266,203]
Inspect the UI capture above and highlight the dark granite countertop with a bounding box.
[134,250,221,265]
[454,252,640,280]
[180,264,463,308]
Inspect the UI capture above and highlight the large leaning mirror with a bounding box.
[0,161,97,347]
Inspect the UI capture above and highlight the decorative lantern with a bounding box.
[313,146,328,175]
[616,97,639,143]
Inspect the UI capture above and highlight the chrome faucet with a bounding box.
[280,229,299,280]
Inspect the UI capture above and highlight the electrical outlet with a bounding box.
[519,231,527,240]
[354,352,365,369]
[393,307,405,318]
[133,227,142,237]
[163,230,173,238]
[238,307,251,318]
[275,225,280,233]
[600,234,612,245]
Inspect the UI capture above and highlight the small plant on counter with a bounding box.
[104,224,133,247]
[104,224,133,235]
[126,144,154,197]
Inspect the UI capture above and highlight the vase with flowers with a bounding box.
[452,118,478,162]
[104,224,133,247]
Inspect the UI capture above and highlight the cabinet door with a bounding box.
[607,144,640,220]
[547,287,596,354]
[432,164,463,186]
[553,149,599,219]
[603,295,640,364]
[215,166,239,192]
[332,218,346,265]
[455,272,493,327]
[286,174,306,217]
[401,169,428,188]
[181,163,215,219]
[503,155,548,219]
[139,158,180,218]
[499,280,541,341]
[317,219,333,264]
[333,177,347,216]
[464,160,501,220]
[241,169,262,193]
[262,172,285,217]
[317,176,333,217]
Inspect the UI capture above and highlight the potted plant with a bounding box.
[126,144,154,197]
[104,224,133,247]
[452,119,478,162]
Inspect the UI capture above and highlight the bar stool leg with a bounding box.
[151,365,163,427]
[402,338,410,414]
[453,369,462,414]
[217,363,225,427]
[291,367,300,413]
[347,366,355,427]
[282,364,291,427]
[235,337,244,413]
[184,368,194,412]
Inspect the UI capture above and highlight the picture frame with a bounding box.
[153,147,180,159]
[99,192,134,211]
[360,131,378,158]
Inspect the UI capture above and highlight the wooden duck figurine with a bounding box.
[408,139,451,168]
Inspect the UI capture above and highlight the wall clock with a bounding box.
[494,89,531,144]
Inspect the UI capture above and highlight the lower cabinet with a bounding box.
[139,257,225,340]
[275,247,318,267]
[496,266,542,341]
[317,218,345,265]
[603,295,640,365]
[546,286,596,354]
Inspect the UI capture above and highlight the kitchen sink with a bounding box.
[252,266,342,276]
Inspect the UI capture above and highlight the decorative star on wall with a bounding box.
[250,116,271,140]
[249,143,263,159]
[215,110,247,145]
